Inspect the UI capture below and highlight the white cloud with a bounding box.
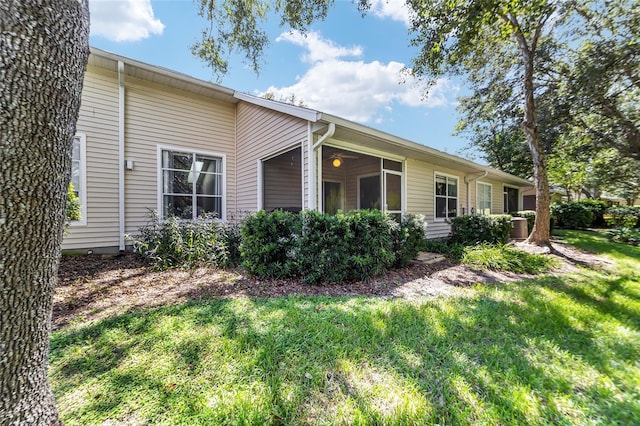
[261,31,457,123]
[276,31,362,63]
[368,0,414,26]
[90,0,165,42]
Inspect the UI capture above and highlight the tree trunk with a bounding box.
[0,1,90,424]
[518,43,551,246]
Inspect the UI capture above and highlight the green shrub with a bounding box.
[451,215,513,245]
[551,202,594,229]
[391,214,426,268]
[605,206,640,228]
[606,227,640,246]
[577,199,609,227]
[461,243,558,274]
[66,182,81,223]
[240,209,301,279]
[297,210,352,284]
[422,238,465,261]
[344,209,396,281]
[129,211,239,270]
[510,210,535,234]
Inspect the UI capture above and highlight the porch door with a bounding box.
[383,171,402,221]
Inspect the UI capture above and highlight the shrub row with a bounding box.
[241,210,425,284]
[450,215,513,245]
[130,210,426,283]
[552,201,639,229]
[604,206,640,228]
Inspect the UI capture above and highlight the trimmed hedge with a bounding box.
[577,199,609,227]
[450,215,513,245]
[241,209,425,283]
[551,202,594,229]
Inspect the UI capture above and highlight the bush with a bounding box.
[577,199,609,227]
[451,215,513,245]
[510,210,535,234]
[422,237,465,261]
[128,211,239,270]
[343,209,396,281]
[297,210,352,284]
[241,209,414,283]
[551,202,594,229]
[605,206,640,228]
[240,209,301,279]
[391,214,426,268]
[606,227,640,246]
[66,182,81,223]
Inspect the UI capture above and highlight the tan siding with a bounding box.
[123,76,236,234]
[406,158,469,239]
[63,65,120,250]
[236,102,307,212]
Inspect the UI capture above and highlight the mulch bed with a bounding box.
[54,239,609,330]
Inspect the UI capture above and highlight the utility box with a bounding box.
[510,217,528,241]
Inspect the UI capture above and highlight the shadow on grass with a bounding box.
[51,273,640,425]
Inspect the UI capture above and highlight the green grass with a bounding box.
[50,231,640,425]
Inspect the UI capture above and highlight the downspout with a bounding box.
[308,122,335,210]
[118,61,125,251]
[464,170,488,215]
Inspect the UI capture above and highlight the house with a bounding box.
[63,47,532,253]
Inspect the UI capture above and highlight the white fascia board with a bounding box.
[233,91,322,122]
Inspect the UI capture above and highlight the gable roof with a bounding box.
[89,47,531,187]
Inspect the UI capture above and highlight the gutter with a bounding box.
[118,61,125,251]
[308,123,335,210]
[464,171,488,215]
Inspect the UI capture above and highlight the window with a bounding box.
[70,134,86,225]
[435,174,458,219]
[477,182,492,215]
[161,149,224,220]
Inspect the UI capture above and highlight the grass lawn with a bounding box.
[49,230,640,425]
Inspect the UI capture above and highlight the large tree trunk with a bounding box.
[0,1,90,424]
[518,42,551,246]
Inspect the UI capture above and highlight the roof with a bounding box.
[89,47,531,188]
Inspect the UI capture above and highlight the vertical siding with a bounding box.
[123,76,236,234]
[236,102,308,212]
[63,65,120,250]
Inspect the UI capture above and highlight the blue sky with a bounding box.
[89,0,473,156]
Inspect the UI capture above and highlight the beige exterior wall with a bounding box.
[406,158,469,239]
[63,66,236,251]
[63,65,120,250]
[236,102,308,213]
[123,75,236,234]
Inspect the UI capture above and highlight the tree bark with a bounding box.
[0,1,90,424]
[518,41,551,246]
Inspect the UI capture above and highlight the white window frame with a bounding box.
[157,145,226,221]
[476,181,492,216]
[434,171,459,221]
[70,133,87,226]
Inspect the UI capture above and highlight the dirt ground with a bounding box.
[53,238,611,330]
